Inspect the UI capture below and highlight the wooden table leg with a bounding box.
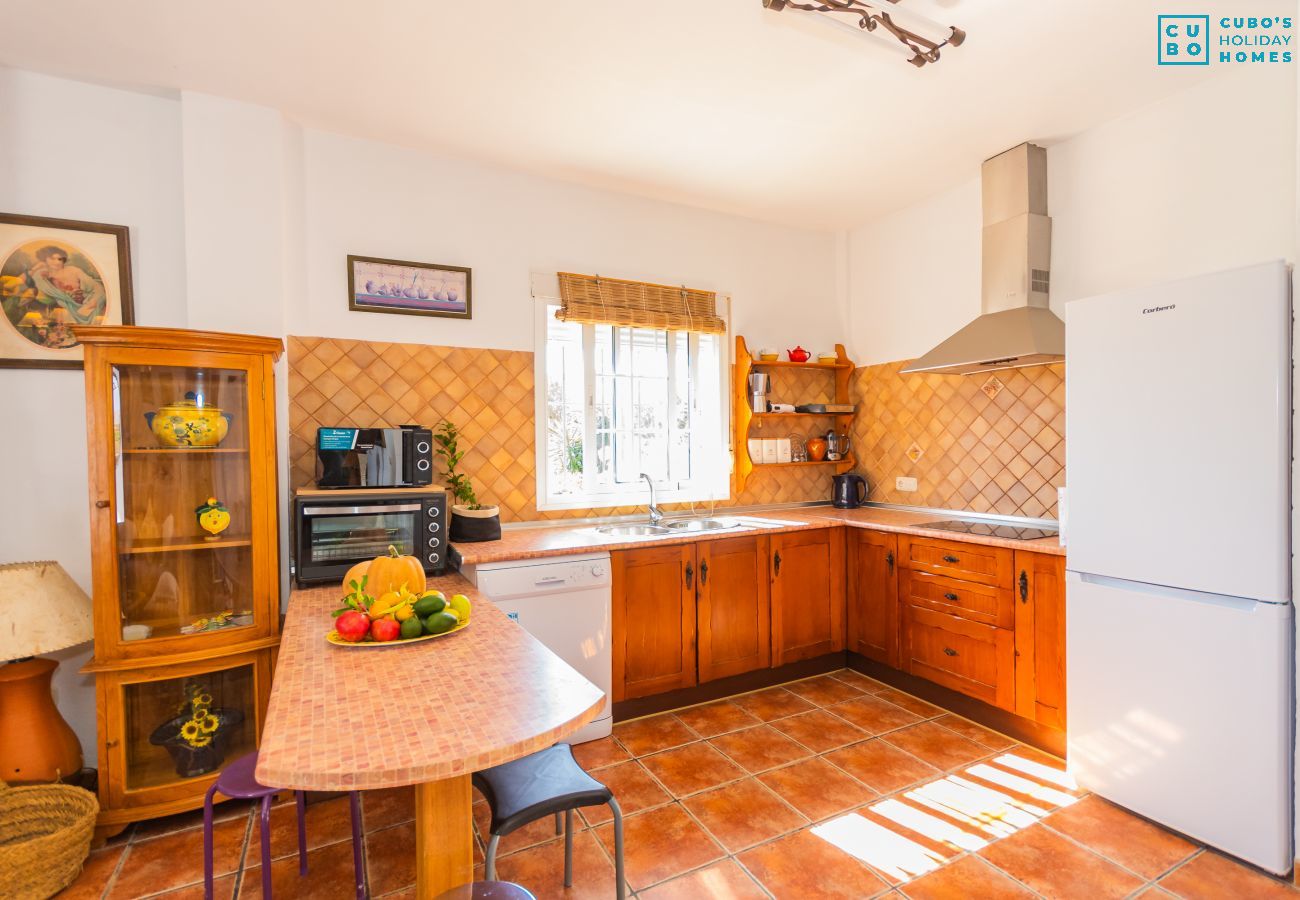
[414,774,474,898]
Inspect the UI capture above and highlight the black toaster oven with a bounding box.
[293,488,448,586]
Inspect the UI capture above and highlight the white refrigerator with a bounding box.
[1065,259,1294,874]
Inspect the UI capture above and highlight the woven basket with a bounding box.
[0,778,99,900]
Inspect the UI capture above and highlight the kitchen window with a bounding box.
[534,277,730,510]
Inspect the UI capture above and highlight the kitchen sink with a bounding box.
[595,524,673,536]
[663,518,739,532]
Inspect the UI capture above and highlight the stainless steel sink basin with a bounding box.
[663,518,739,532]
[595,524,673,536]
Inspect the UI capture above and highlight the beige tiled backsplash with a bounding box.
[849,361,1066,520]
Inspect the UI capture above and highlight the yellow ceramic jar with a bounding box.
[145,392,232,448]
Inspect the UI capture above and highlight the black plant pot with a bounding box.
[450,506,501,543]
[149,708,245,778]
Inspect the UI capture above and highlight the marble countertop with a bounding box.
[255,573,606,791]
[451,505,1064,565]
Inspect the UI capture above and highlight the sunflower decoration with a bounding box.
[174,683,221,748]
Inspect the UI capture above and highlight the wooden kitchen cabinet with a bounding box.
[770,528,846,666]
[847,529,899,668]
[697,534,772,683]
[1013,550,1067,729]
[903,604,1016,711]
[612,543,698,701]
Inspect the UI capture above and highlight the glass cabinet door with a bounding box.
[111,361,259,644]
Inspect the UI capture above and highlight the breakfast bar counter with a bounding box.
[256,575,605,897]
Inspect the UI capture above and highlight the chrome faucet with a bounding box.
[641,472,664,526]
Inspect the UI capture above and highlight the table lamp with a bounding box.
[0,560,93,783]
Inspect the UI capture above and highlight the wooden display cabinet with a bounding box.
[77,326,283,841]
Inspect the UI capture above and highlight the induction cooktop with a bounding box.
[917,519,1059,541]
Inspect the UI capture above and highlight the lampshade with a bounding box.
[0,561,93,661]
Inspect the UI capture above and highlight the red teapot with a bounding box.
[787,346,811,363]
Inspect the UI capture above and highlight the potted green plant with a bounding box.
[433,419,501,542]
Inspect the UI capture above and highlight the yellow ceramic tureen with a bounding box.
[145,392,232,448]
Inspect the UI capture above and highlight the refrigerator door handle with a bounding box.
[1070,571,1276,611]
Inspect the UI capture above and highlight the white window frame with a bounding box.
[532,275,731,512]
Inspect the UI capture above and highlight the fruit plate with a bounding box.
[325,620,469,648]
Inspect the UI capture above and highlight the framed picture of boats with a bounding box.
[0,213,134,369]
[347,254,472,321]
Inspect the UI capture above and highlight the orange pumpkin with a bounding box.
[352,544,426,597]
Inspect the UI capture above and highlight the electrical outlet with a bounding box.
[895,476,918,492]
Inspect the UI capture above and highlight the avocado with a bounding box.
[423,611,460,635]
[413,592,447,617]
[399,616,424,640]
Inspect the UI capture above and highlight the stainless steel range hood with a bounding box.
[902,143,1063,375]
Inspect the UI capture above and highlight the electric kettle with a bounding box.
[831,473,867,509]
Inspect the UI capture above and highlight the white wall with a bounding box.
[847,66,1298,366]
[292,129,840,354]
[0,69,188,766]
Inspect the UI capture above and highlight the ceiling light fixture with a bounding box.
[761,0,966,67]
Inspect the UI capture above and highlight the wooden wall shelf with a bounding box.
[734,336,856,493]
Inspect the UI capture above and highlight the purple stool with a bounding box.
[436,883,535,899]
[203,751,366,899]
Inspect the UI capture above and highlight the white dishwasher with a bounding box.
[460,552,612,743]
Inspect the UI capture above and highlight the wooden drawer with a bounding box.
[904,605,1015,711]
[900,535,1013,589]
[902,570,1013,629]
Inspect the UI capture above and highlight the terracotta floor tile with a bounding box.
[636,858,768,899]
[709,725,813,774]
[640,742,746,798]
[882,722,994,772]
[364,820,418,897]
[979,823,1145,899]
[578,760,671,826]
[240,838,364,900]
[830,669,892,693]
[569,735,631,771]
[1159,850,1299,899]
[594,804,725,891]
[107,815,248,899]
[55,844,126,900]
[757,757,877,822]
[830,695,924,735]
[825,740,940,794]
[471,799,573,855]
[737,827,890,899]
[932,714,1018,751]
[674,700,763,738]
[683,778,808,852]
[361,785,415,832]
[245,795,359,867]
[786,674,869,707]
[129,798,252,841]
[146,874,236,900]
[964,747,1084,809]
[1134,887,1180,898]
[731,686,818,721]
[614,714,698,757]
[1043,795,1197,880]
[493,829,617,900]
[768,708,870,753]
[900,854,1035,899]
[874,689,945,718]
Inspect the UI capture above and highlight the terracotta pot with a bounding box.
[805,437,828,462]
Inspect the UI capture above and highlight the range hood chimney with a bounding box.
[901,143,1063,375]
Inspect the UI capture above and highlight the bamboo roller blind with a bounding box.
[555,272,727,334]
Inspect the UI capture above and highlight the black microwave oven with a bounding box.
[293,488,448,586]
[315,425,434,489]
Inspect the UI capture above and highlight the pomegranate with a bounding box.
[335,610,371,643]
[370,616,401,642]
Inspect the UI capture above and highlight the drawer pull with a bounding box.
[1019,570,1029,603]
[943,592,959,601]
[95,499,110,509]
[942,555,960,563]
[886,551,894,572]
[943,647,958,657]
[700,560,709,586]
[685,563,693,590]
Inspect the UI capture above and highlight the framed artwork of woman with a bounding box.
[0,213,134,369]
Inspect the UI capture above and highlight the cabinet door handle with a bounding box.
[684,563,693,590]
[943,592,959,602]
[942,555,960,563]
[95,499,110,509]
[1019,570,1029,603]
[773,551,782,577]
[943,647,958,657]
[886,551,894,572]
[700,560,709,587]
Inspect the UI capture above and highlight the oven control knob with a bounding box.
[417,441,431,454]
[428,522,440,533]
[427,507,437,516]
[591,564,606,578]
[417,459,431,471]
[428,537,440,549]
[428,552,440,564]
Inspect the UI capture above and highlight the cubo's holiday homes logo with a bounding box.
[1158,14,1293,65]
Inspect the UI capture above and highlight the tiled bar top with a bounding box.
[451,505,1064,565]
[256,573,606,791]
